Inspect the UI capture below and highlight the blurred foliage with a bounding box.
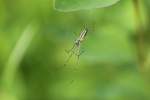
[54,0,120,11]
[0,0,150,100]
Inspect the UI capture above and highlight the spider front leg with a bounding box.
[64,50,74,66]
[76,43,81,64]
[64,43,77,66]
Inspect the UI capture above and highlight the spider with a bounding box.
[64,26,88,66]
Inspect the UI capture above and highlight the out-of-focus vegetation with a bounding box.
[0,0,150,100]
[54,0,120,11]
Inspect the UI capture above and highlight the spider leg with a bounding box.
[65,44,76,54]
[76,44,81,64]
[64,42,80,66]
[64,51,74,66]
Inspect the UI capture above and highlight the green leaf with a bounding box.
[54,0,120,12]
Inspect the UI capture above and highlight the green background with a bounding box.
[0,0,150,100]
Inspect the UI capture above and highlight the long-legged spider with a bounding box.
[64,26,88,66]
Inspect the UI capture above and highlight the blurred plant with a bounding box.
[54,0,120,11]
[0,0,150,100]
[1,22,38,100]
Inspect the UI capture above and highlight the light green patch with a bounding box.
[54,0,120,12]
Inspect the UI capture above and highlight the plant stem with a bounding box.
[2,24,37,91]
[133,0,145,71]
